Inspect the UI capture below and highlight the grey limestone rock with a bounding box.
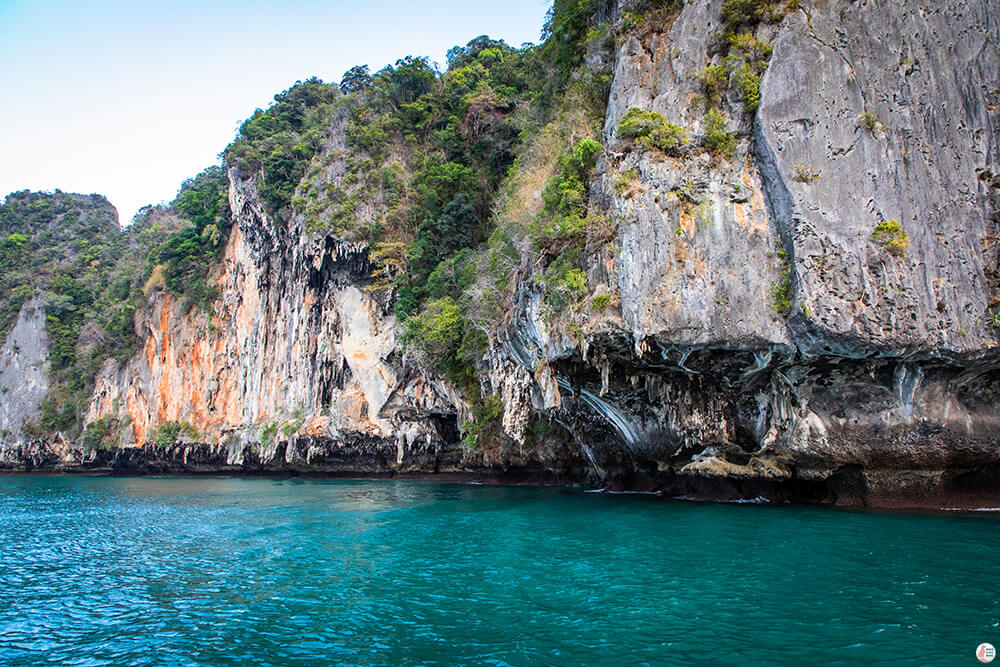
[11,0,998,507]
[0,297,49,443]
[491,0,1000,506]
[757,0,1000,356]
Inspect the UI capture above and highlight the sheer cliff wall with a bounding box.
[486,0,1000,504]
[8,0,998,505]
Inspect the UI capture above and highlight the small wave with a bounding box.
[938,506,1000,512]
[671,495,771,504]
[721,496,771,504]
[605,489,661,496]
[584,489,661,496]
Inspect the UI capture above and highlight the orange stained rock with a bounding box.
[89,211,427,450]
[339,390,372,427]
[303,415,330,437]
[678,205,695,238]
[159,304,170,363]
[733,198,769,237]
[156,368,171,424]
[734,167,770,237]
[673,239,690,264]
[145,331,156,372]
[127,391,149,447]
[187,384,204,428]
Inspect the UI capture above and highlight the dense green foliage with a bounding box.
[225,78,339,220]
[327,34,554,322]
[352,34,559,380]
[616,108,688,154]
[719,0,792,35]
[702,108,737,156]
[725,33,772,111]
[721,0,771,29]
[366,0,615,444]
[149,166,233,309]
[150,421,199,447]
[541,0,603,87]
[0,192,119,340]
[81,415,121,451]
[0,232,31,339]
[618,0,683,35]
[685,0,788,166]
[2,0,621,451]
[696,34,772,114]
[0,191,140,434]
[401,297,468,381]
[530,136,609,313]
[769,244,793,316]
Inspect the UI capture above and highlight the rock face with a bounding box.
[601,1,790,348]
[74,159,585,480]
[757,1,1000,355]
[85,170,464,468]
[7,0,999,507]
[488,0,1000,506]
[0,298,49,441]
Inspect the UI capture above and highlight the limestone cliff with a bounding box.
[0,190,122,458]
[0,299,49,443]
[5,0,999,507]
[85,169,469,472]
[488,0,1000,505]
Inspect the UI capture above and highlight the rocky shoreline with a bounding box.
[4,438,998,511]
[2,0,998,513]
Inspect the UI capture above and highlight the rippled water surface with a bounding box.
[1,477,998,665]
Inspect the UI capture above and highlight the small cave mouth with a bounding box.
[428,413,461,444]
[944,464,1000,496]
[776,477,840,505]
[307,237,373,292]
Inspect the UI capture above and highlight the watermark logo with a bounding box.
[978,643,996,663]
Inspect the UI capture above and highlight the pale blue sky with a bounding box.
[0,0,550,225]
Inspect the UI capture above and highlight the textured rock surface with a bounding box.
[485,0,1000,506]
[0,298,49,441]
[757,0,1000,356]
[600,1,789,347]
[5,0,998,508]
[86,169,461,462]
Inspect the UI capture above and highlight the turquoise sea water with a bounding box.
[0,477,997,666]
